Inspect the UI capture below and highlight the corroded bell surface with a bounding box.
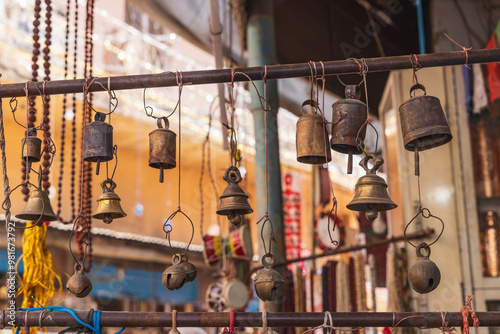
[399,84,452,151]
[217,166,253,221]
[180,254,197,282]
[162,255,188,290]
[92,179,126,224]
[16,168,58,226]
[21,128,42,165]
[83,112,113,175]
[296,100,331,165]
[346,154,397,221]
[67,264,92,298]
[149,117,176,183]
[253,254,284,302]
[408,242,441,294]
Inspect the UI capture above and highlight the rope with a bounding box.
[460,295,479,334]
[260,310,278,334]
[222,309,235,334]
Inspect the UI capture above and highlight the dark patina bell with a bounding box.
[149,117,176,183]
[83,112,113,175]
[296,100,331,165]
[21,128,42,168]
[408,242,441,294]
[180,254,197,282]
[162,254,188,290]
[253,254,284,302]
[66,264,92,298]
[347,154,397,221]
[331,85,367,173]
[92,179,126,224]
[217,166,253,222]
[16,167,58,226]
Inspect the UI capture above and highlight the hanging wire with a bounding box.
[142,86,178,120]
[83,78,118,117]
[68,214,90,267]
[403,208,445,248]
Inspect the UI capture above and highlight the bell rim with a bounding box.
[297,154,332,165]
[332,98,367,107]
[149,161,176,169]
[346,202,398,211]
[404,131,453,151]
[330,143,364,155]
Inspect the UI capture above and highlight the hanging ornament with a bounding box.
[149,117,176,183]
[162,254,188,291]
[92,178,126,224]
[408,242,441,294]
[66,263,92,298]
[206,281,226,312]
[21,128,42,170]
[83,111,113,175]
[331,85,367,174]
[296,99,331,164]
[346,154,397,220]
[216,165,253,224]
[253,254,284,302]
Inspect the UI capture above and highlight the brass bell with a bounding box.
[408,242,441,294]
[253,254,284,302]
[21,128,42,169]
[149,117,176,183]
[16,167,58,226]
[92,179,126,224]
[162,254,188,290]
[217,166,253,222]
[399,84,452,175]
[296,100,331,165]
[347,154,397,221]
[331,85,367,174]
[180,254,197,282]
[83,112,113,175]
[66,264,92,298]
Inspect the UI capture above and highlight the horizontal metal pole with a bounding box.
[1,311,499,328]
[1,49,499,98]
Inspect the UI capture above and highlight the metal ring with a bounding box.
[261,253,276,268]
[404,207,445,248]
[416,242,431,258]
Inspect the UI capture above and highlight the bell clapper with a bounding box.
[347,148,353,174]
[366,209,378,221]
[228,213,242,226]
[96,161,100,175]
[414,145,420,176]
[160,165,164,183]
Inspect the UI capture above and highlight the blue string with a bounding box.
[16,306,125,334]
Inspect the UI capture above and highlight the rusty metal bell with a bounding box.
[66,264,92,298]
[21,128,42,168]
[83,112,113,175]
[217,166,253,222]
[331,85,368,173]
[92,179,126,224]
[253,254,284,302]
[16,167,58,226]
[347,154,397,221]
[296,100,331,165]
[149,117,176,183]
[162,254,188,290]
[408,242,441,294]
[180,254,197,282]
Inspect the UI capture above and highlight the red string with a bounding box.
[391,313,425,333]
[222,309,235,334]
[461,295,479,334]
[444,33,472,69]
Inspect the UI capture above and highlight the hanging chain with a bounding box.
[41,0,52,194]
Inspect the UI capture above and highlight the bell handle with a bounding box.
[157,117,169,130]
[101,178,117,192]
[300,99,319,115]
[172,253,182,264]
[74,263,85,274]
[261,253,276,268]
[409,83,426,97]
[345,85,361,100]
[223,166,243,184]
[94,111,107,122]
[359,153,384,174]
[27,127,38,136]
[416,242,431,259]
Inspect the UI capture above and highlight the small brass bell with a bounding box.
[66,264,92,298]
[408,242,441,294]
[21,128,42,169]
[92,179,126,224]
[149,117,176,183]
[296,100,331,165]
[331,85,367,174]
[347,154,397,221]
[16,167,58,226]
[83,112,113,175]
[162,254,188,290]
[253,254,284,302]
[180,254,197,282]
[399,84,452,175]
[217,166,253,222]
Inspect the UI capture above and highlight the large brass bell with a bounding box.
[180,254,197,282]
[399,84,452,175]
[296,100,331,164]
[66,264,92,298]
[149,117,176,183]
[162,254,188,290]
[21,128,42,169]
[253,254,284,302]
[408,242,441,294]
[347,154,397,221]
[16,167,58,226]
[331,85,368,173]
[92,179,126,224]
[83,112,113,175]
[217,166,253,223]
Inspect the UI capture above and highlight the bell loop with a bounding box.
[94,111,106,122]
[409,83,427,97]
[101,179,117,193]
[223,166,242,184]
[360,154,384,175]
[261,253,276,269]
[300,99,319,115]
[345,85,361,100]
[172,253,182,265]
[157,117,169,130]
[416,242,431,259]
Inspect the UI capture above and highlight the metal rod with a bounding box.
[2,310,499,328]
[1,49,499,98]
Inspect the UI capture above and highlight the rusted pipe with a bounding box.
[1,49,499,98]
